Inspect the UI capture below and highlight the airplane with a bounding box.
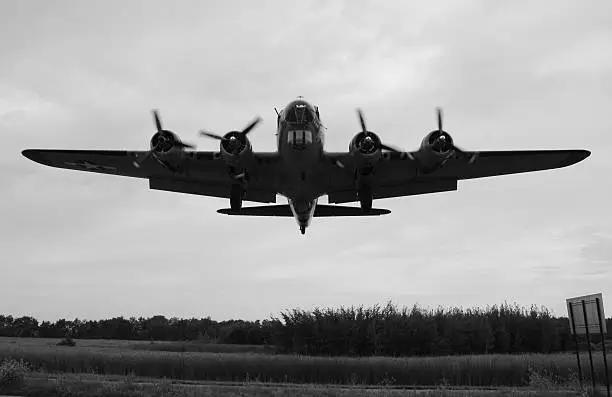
[22,97,590,235]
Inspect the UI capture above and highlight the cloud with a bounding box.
[2,0,611,321]
[576,232,612,275]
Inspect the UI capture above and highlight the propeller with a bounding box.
[151,110,195,149]
[200,116,262,140]
[356,109,403,153]
[153,109,163,131]
[432,107,477,163]
[133,110,195,168]
[199,116,261,154]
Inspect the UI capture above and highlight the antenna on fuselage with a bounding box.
[274,107,279,116]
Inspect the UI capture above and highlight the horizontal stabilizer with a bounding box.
[217,204,391,217]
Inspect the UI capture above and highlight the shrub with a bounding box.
[57,336,76,346]
[0,358,30,392]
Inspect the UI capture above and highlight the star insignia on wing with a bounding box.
[64,160,117,172]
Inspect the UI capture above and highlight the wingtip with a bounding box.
[558,149,590,168]
[22,149,38,161]
[571,149,590,164]
[22,149,53,166]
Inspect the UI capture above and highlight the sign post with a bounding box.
[569,302,584,389]
[582,299,597,390]
[567,293,609,396]
[597,297,611,397]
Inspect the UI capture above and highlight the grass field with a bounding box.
[0,336,277,355]
[132,340,279,354]
[0,336,604,392]
[4,374,592,397]
[3,370,592,396]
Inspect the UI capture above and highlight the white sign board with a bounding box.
[566,293,606,335]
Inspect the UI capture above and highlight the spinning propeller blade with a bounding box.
[433,106,476,161]
[199,116,262,143]
[242,117,262,135]
[355,109,403,153]
[133,109,194,168]
[357,108,367,134]
[199,131,225,140]
[153,109,163,131]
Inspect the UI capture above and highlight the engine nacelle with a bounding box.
[349,131,382,168]
[220,131,253,167]
[150,130,182,154]
[414,130,455,170]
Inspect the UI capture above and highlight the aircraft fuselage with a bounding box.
[275,99,325,234]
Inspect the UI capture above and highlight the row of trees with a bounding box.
[1,302,607,356]
[0,315,272,345]
[273,303,597,356]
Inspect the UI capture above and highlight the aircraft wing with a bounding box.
[21,149,280,203]
[414,149,590,180]
[324,149,590,203]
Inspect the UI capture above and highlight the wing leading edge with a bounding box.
[21,149,280,203]
[429,149,591,180]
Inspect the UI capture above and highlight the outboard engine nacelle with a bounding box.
[150,130,182,153]
[132,110,195,169]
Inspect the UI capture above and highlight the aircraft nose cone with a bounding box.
[362,136,374,148]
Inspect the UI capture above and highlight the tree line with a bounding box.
[1,302,607,356]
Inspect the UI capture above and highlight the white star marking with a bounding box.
[64,160,117,172]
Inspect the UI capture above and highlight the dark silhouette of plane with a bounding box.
[22,97,590,234]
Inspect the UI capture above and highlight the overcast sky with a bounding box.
[2,0,611,322]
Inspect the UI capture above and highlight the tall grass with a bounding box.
[0,341,603,387]
[132,341,278,354]
[11,373,587,397]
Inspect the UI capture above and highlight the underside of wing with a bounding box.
[427,149,591,180]
[22,149,156,178]
[327,178,457,204]
[323,149,589,203]
[149,176,276,203]
[323,152,456,204]
[22,149,280,203]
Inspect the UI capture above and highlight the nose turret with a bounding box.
[283,99,316,124]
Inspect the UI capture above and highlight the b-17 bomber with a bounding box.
[22,97,590,234]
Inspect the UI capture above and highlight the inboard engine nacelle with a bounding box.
[349,131,383,167]
[219,131,253,167]
[414,129,455,169]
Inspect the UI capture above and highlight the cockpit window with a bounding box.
[287,129,313,146]
[285,104,314,123]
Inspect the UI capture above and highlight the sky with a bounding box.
[2,0,611,322]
